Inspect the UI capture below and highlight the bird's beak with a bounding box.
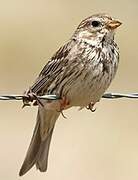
[106,20,122,30]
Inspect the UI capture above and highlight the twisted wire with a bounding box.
[0,94,60,101]
[0,93,138,101]
[102,93,138,99]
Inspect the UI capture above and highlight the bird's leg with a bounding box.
[41,95,69,118]
[58,96,70,118]
[23,90,69,118]
[86,102,96,112]
[60,96,70,110]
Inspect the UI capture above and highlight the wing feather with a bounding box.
[29,40,76,94]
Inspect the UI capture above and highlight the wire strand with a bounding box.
[102,93,138,99]
[0,93,138,101]
[0,94,60,101]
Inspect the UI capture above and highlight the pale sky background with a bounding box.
[0,0,138,180]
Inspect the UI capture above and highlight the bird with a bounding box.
[19,13,122,176]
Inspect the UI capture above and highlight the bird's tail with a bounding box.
[19,108,60,176]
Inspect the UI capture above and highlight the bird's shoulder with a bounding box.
[29,38,81,94]
[39,38,79,76]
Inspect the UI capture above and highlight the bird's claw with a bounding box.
[57,96,69,118]
[60,111,67,119]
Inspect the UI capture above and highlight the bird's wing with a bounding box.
[29,39,77,95]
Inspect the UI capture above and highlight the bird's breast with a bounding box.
[48,41,119,108]
[63,44,119,107]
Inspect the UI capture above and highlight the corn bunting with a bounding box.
[19,13,122,176]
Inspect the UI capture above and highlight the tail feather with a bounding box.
[19,118,41,176]
[36,128,54,171]
[19,109,60,176]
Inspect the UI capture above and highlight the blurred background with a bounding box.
[0,0,138,179]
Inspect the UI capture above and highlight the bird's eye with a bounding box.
[91,20,101,27]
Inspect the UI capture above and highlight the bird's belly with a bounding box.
[65,71,112,107]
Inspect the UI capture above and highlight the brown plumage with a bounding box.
[19,13,122,176]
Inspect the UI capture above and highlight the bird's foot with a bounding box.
[59,96,70,110]
[86,102,96,112]
[58,96,70,118]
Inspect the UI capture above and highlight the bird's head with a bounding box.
[73,13,122,45]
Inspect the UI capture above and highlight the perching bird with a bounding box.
[19,13,122,176]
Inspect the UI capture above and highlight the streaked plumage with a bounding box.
[19,13,121,176]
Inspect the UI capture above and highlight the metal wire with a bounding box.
[0,93,138,101]
[0,94,60,101]
[102,93,138,99]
